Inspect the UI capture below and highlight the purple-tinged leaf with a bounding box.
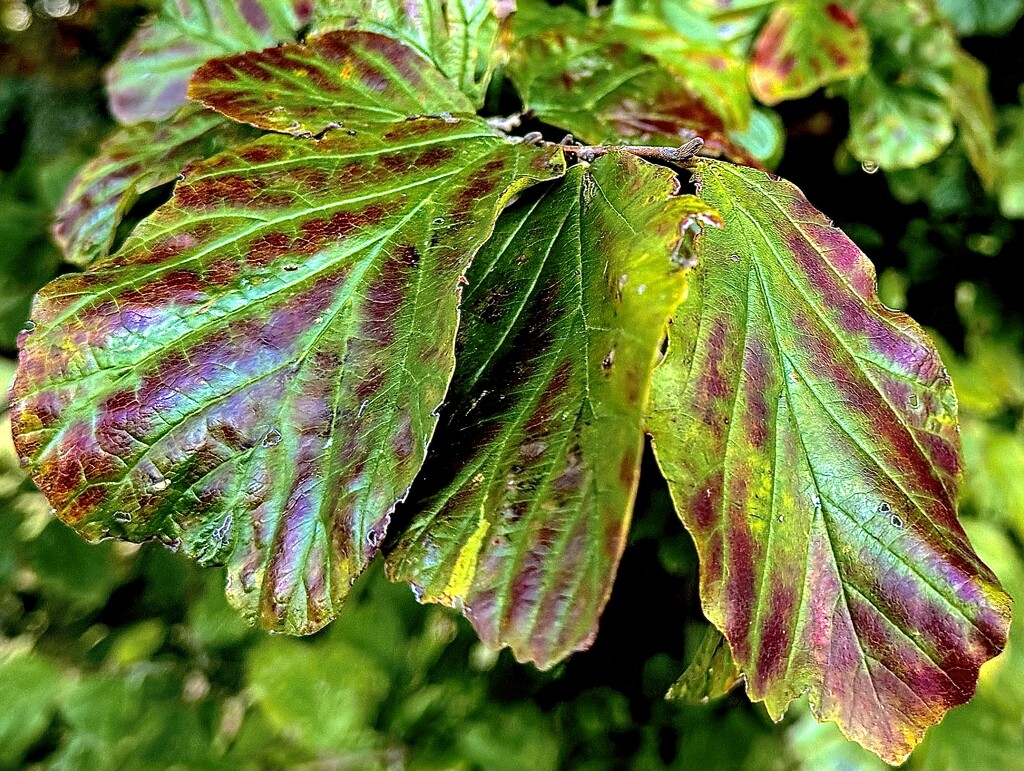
[11,119,564,634]
[749,1,870,105]
[54,105,253,268]
[312,0,515,107]
[189,31,475,136]
[105,0,313,124]
[386,154,712,668]
[507,12,760,166]
[647,159,1011,764]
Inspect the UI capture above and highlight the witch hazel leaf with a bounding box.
[54,104,254,268]
[189,30,475,136]
[507,11,759,166]
[667,624,742,704]
[749,0,870,105]
[647,159,1011,765]
[106,0,313,124]
[11,120,565,635]
[845,0,957,169]
[312,0,515,107]
[386,153,705,668]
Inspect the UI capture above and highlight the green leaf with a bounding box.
[54,105,252,268]
[749,0,871,105]
[312,0,515,107]
[949,50,998,191]
[845,0,957,169]
[507,11,758,165]
[996,103,1024,219]
[189,30,476,135]
[386,153,709,668]
[105,0,313,124]
[0,652,62,767]
[247,634,390,753]
[667,624,742,704]
[647,158,1011,764]
[11,120,564,635]
[935,0,1024,36]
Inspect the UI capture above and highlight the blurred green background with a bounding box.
[2,2,1024,769]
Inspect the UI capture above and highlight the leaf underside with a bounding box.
[105,0,313,124]
[386,152,706,668]
[12,120,564,635]
[647,159,1011,764]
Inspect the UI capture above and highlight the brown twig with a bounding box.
[521,135,706,165]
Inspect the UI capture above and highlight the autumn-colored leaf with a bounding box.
[189,31,476,136]
[749,0,870,105]
[507,10,761,166]
[312,0,515,107]
[11,120,564,634]
[386,153,711,668]
[105,0,312,123]
[647,158,1011,764]
[53,105,253,268]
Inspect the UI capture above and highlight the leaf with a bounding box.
[996,103,1024,219]
[105,0,313,124]
[507,11,759,166]
[845,0,957,169]
[949,50,998,191]
[667,624,743,704]
[748,0,871,105]
[54,105,252,268]
[10,120,565,635]
[647,158,1011,764]
[386,153,708,668]
[189,30,476,136]
[312,0,515,107]
[0,652,62,767]
[935,0,1024,35]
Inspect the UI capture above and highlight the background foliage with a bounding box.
[2,0,1024,768]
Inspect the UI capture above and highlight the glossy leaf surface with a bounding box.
[189,31,475,136]
[648,159,1011,763]
[11,121,564,634]
[106,0,313,123]
[387,154,705,668]
[54,105,252,267]
[749,0,870,105]
[312,0,514,107]
[507,10,759,165]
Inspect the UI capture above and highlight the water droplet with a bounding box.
[602,349,615,369]
[619,274,628,291]
[261,428,282,447]
[637,284,647,295]
[432,217,445,225]
[730,253,741,262]
[22,320,35,332]
[357,399,369,418]
[283,263,299,272]
[151,477,171,492]
[877,501,892,514]
[18,455,31,467]
[908,394,920,408]
[890,513,904,529]
[113,511,132,524]
[176,173,186,182]
[367,530,380,547]
[777,515,784,523]
[861,160,879,174]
